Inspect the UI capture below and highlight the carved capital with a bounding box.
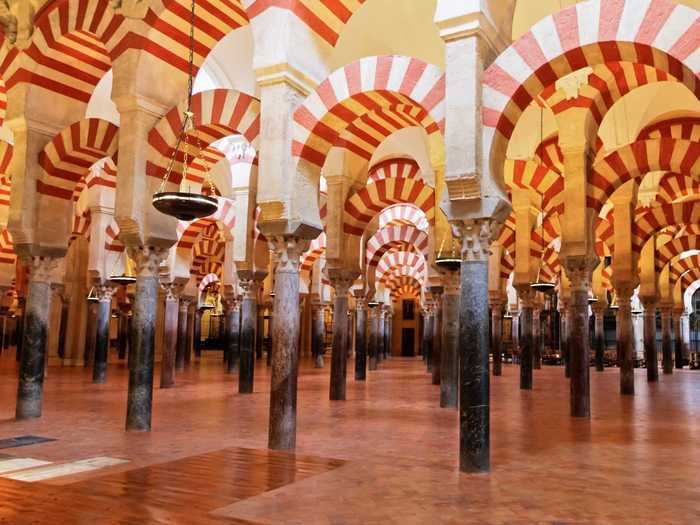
[453,218,500,262]
[239,279,260,300]
[561,254,598,291]
[269,236,309,274]
[0,0,40,49]
[95,284,116,303]
[161,281,184,302]
[328,270,356,298]
[127,245,168,278]
[22,255,59,284]
[515,285,536,309]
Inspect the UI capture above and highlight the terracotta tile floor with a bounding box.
[1,351,700,524]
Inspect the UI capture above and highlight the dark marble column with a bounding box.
[239,279,260,394]
[15,296,25,362]
[125,246,167,432]
[517,289,534,390]
[256,309,264,360]
[386,312,393,359]
[346,310,354,360]
[377,306,386,364]
[511,309,519,364]
[354,296,367,380]
[440,273,459,408]
[560,304,570,377]
[16,256,59,420]
[224,298,241,374]
[616,290,634,396]
[368,306,378,370]
[267,236,308,450]
[533,308,542,370]
[84,300,98,367]
[422,310,433,372]
[160,288,179,389]
[93,285,115,384]
[456,220,492,473]
[117,304,130,360]
[175,298,190,371]
[563,256,596,418]
[193,308,202,358]
[660,306,673,374]
[311,301,325,368]
[592,304,605,372]
[56,290,69,360]
[642,300,658,382]
[430,290,443,385]
[674,309,684,369]
[329,276,353,401]
[490,301,502,376]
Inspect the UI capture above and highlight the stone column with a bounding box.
[642,300,658,382]
[560,302,570,377]
[386,312,393,359]
[15,257,59,420]
[93,285,115,384]
[490,300,502,376]
[377,306,386,364]
[311,301,325,368]
[592,304,605,372]
[328,275,353,401]
[368,305,378,370]
[84,300,98,367]
[193,308,202,358]
[441,271,459,408]
[239,279,260,394]
[160,286,179,389]
[422,308,433,372]
[455,219,498,473]
[175,298,191,371]
[354,295,367,381]
[660,306,673,374]
[430,291,443,385]
[56,289,70,360]
[125,246,167,432]
[533,308,542,370]
[511,308,519,364]
[674,308,684,369]
[616,289,635,395]
[267,236,308,450]
[563,256,597,417]
[117,303,130,360]
[516,288,535,390]
[224,298,241,374]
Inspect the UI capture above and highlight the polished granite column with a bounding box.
[224,298,241,374]
[311,301,325,368]
[563,256,596,418]
[455,220,495,473]
[616,289,634,396]
[84,300,97,367]
[674,308,684,369]
[268,236,308,450]
[377,306,386,364]
[117,303,130,360]
[239,279,260,394]
[516,287,535,390]
[490,300,502,376]
[176,297,191,371]
[511,308,519,364]
[660,306,673,374]
[16,256,59,420]
[368,305,378,370]
[592,304,605,372]
[430,290,443,385]
[160,287,179,389]
[422,309,433,372]
[93,285,115,384]
[642,300,658,382]
[329,275,353,401]
[440,271,459,408]
[193,308,202,358]
[125,246,167,432]
[386,311,393,359]
[354,295,367,381]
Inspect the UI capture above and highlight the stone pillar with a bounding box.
[160,287,179,389]
[560,303,570,377]
[224,298,241,374]
[193,308,202,358]
[377,306,386,364]
[92,285,115,384]
[175,298,191,371]
[674,308,684,369]
[616,289,634,395]
[563,257,596,418]
[517,288,535,390]
[490,300,502,376]
[430,290,443,385]
[354,295,367,381]
[642,300,658,382]
[267,236,307,450]
[592,304,605,372]
[511,308,519,364]
[125,246,167,432]
[311,301,325,368]
[56,290,70,360]
[239,279,260,394]
[422,309,433,372]
[440,271,459,408]
[84,300,98,367]
[386,312,393,359]
[533,308,542,370]
[368,305,378,370]
[682,311,691,363]
[455,219,497,473]
[328,275,353,401]
[660,306,673,374]
[117,303,130,360]
[15,257,59,420]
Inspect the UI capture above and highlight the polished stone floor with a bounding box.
[0,350,699,524]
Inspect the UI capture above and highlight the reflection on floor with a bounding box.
[1,354,700,524]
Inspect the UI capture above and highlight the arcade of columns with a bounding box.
[0,0,698,474]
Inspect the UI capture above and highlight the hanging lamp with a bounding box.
[86,287,99,303]
[435,235,461,273]
[109,250,137,286]
[588,296,599,305]
[152,0,218,222]
[368,300,380,308]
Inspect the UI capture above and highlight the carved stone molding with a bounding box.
[561,254,599,292]
[268,236,310,274]
[94,284,116,303]
[453,218,500,263]
[239,279,260,300]
[22,255,59,284]
[127,245,168,278]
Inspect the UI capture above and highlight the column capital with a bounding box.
[94,284,116,303]
[453,218,500,263]
[268,235,310,274]
[161,281,184,302]
[127,245,168,278]
[562,254,599,291]
[515,285,536,308]
[429,286,444,302]
[354,297,367,311]
[327,269,357,297]
[22,255,60,284]
[239,278,261,300]
[591,304,606,317]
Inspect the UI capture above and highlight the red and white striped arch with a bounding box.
[589,139,700,212]
[365,225,429,270]
[38,118,119,201]
[198,273,220,292]
[175,198,237,249]
[300,232,327,277]
[378,203,429,231]
[634,201,700,254]
[505,159,564,213]
[387,276,422,300]
[376,251,426,285]
[0,140,12,177]
[104,218,123,253]
[656,234,700,272]
[293,56,444,171]
[638,116,700,141]
[0,228,16,287]
[148,89,260,186]
[483,0,700,183]
[670,254,700,285]
[368,157,420,184]
[344,177,435,236]
[656,172,700,204]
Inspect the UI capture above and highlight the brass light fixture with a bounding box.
[152,0,218,221]
[435,235,461,272]
[109,250,136,286]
